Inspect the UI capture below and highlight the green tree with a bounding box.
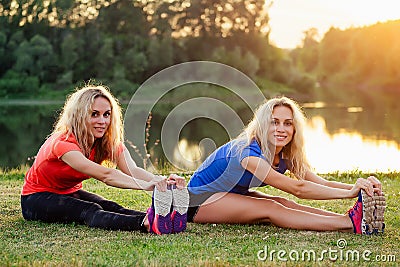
[60,33,79,70]
[122,47,149,82]
[30,34,57,82]
[56,32,80,87]
[294,28,320,73]
[0,30,9,75]
[13,41,34,75]
[110,63,137,100]
[98,0,149,36]
[210,46,259,79]
[318,27,352,83]
[147,35,174,71]
[73,24,102,81]
[95,37,115,80]
[174,0,269,38]
[12,34,56,84]
[0,70,40,96]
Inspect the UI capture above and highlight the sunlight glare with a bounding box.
[174,139,203,170]
[305,116,400,173]
[269,0,400,48]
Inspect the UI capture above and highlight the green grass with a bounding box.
[1,169,399,266]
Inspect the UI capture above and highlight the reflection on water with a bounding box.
[173,116,400,173]
[173,138,218,170]
[174,139,203,170]
[305,116,400,174]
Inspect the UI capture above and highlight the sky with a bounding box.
[268,0,400,49]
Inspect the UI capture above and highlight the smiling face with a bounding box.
[268,105,295,152]
[89,96,111,139]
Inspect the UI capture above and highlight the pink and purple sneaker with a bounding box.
[147,187,173,235]
[348,190,386,235]
[170,185,189,233]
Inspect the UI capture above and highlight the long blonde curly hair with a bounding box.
[52,85,123,164]
[233,96,311,179]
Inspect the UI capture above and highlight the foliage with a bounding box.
[0,1,399,101]
[0,0,300,100]
[296,20,400,94]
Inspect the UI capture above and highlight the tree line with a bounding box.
[0,0,399,100]
[293,20,400,99]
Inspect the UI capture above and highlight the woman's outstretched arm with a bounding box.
[304,171,383,195]
[117,148,186,188]
[304,171,352,189]
[241,156,377,199]
[61,151,167,191]
[117,148,158,182]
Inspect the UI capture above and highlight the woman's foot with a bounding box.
[171,185,189,233]
[348,190,386,234]
[370,191,386,234]
[147,187,173,235]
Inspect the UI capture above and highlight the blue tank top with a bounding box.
[188,139,287,195]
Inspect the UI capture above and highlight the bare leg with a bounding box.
[193,192,353,232]
[246,190,343,217]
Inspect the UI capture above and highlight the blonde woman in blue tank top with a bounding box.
[187,96,385,235]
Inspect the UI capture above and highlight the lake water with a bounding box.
[1,91,399,174]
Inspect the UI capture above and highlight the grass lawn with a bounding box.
[1,169,399,266]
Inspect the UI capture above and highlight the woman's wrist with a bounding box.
[152,174,163,182]
[346,187,359,199]
[141,180,155,191]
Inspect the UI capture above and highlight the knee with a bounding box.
[84,202,103,215]
[255,199,286,221]
[84,204,104,227]
[98,200,124,212]
[262,198,285,210]
[273,197,297,208]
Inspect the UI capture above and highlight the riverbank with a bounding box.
[1,170,399,266]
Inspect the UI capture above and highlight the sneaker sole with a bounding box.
[153,187,173,216]
[172,187,189,215]
[372,193,386,234]
[361,190,386,234]
[171,187,189,233]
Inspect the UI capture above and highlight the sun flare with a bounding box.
[268,0,400,48]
